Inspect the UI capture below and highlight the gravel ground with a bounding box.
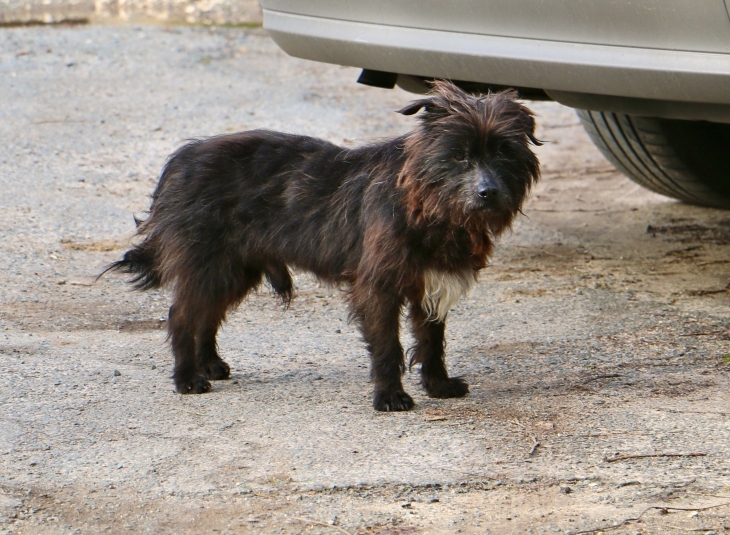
[1,23,729,535]
[0,0,261,26]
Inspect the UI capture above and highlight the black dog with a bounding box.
[106,81,540,411]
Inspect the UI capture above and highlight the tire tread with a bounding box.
[576,110,728,208]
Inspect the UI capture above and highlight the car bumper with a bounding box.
[264,9,730,107]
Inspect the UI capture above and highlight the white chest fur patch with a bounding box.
[421,269,476,322]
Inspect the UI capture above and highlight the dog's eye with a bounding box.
[454,150,467,162]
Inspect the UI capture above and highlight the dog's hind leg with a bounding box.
[169,296,212,394]
[195,266,264,382]
[171,265,263,393]
[195,304,231,381]
[350,289,413,411]
[408,302,469,399]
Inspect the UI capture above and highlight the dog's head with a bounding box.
[397,81,541,230]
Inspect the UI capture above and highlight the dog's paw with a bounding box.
[424,377,469,399]
[203,359,230,380]
[373,390,415,412]
[176,375,211,394]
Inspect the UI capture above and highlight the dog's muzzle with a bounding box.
[473,172,501,209]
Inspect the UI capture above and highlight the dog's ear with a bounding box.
[397,80,466,116]
[495,90,543,146]
[396,99,434,116]
[516,110,542,146]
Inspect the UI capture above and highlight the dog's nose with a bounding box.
[477,184,498,200]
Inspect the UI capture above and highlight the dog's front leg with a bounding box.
[350,289,413,411]
[409,303,469,399]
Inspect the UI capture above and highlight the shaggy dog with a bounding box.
[106,81,541,411]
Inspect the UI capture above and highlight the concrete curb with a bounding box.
[0,0,262,25]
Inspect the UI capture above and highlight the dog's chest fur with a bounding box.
[421,269,476,322]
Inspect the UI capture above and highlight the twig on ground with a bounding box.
[582,373,622,384]
[671,478,697,488]
[647,478,697,499]
[697,259,730,267]
[664,527,723,533]
[656,408,727,416]
[568,502,730,535]
[295,518,353,535]
[603,452,707,463]
[679,330,727,337]
[687,281,730,296]
[178,408,207,417]
[528,436,540,456]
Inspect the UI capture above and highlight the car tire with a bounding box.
[576,110,730,209]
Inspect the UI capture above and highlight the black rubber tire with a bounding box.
[576,110,730,209]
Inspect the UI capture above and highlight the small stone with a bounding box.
[113,370,121,376]
[150,365,156,370]
[313,375,323,380]
[428,498,439,503]
[560,486,572,494]
[43,445,50,451]
[117,464,123,469]
[401,503,412,509]
[54,381,61,385]
[335,329,341,333]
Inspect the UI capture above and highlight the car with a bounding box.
[259,0,730,208]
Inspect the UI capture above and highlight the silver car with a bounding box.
[260,0,730,208]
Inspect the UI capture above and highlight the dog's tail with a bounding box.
[98,237,162,290]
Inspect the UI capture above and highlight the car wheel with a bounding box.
[576,110,730,209]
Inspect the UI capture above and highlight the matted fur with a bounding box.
[104,81,541,411]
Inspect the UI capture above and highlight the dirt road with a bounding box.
[1,24,729,535]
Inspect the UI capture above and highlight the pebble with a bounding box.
[151,364,156,370]
[560,486,572,494]
[113,370,121,376]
